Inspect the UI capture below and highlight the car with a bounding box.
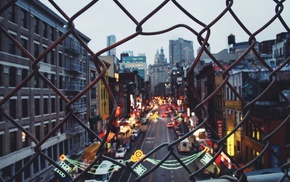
[122,140,131,150]
[132,130,139,138]
[167,122,174,128]
[135,126,141,133]
[141,118,147,124]
[115,147,127,158]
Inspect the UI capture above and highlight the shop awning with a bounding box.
[99,132,115,143]
[102,114,110,120]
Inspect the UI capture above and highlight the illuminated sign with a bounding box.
[221,152,232,169]
[226,131,235,156]
[217,120,223,138]
[131,150,145,162]
[225,100,242,110]
[54,161,72,178]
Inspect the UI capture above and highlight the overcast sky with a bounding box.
[40,0,290,65]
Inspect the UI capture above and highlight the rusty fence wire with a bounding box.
[0,0,290,182]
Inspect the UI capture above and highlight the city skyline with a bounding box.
[39,0,290,65]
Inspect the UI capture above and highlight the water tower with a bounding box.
[228,34,236,53]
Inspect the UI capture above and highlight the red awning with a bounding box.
[99,132,105,138]
[98,132,115,143]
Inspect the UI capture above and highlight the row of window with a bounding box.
[0,139,68,181]
[0,120,60,156]
[0,97,61,120]
[0,97,86,121]
[0,65,87,90]
[4,31,87,70]
[6,4,56,40]
[245,120,290,145]
[1,2,87,67]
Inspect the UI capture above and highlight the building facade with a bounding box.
[107,35,116,56]
[0,0,90,181]
[169,38,194,68]
[148,47,170,96]
[119,53,147,81]
[225,70,290,169]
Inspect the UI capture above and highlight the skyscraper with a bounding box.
[169,38,194,67]
[148,47,170,96]
[119,53,147,81]
[107,35,116,56]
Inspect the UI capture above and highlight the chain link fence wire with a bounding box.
[0,0,290,181]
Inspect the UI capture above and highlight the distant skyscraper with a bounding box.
[169,38,194,67]
[107,35,116,56]
[119,53,147,81]
[154,47,167,64]
[149,47,170,95]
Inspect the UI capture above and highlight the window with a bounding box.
[90,70,96,81]
[35,125,40,141]
[10,130,17,152]
[34,17,39,34]
[51,74,55,85]
[91,88,96,99]
[50,50,55,65]
[33,155,40,173]
[34,74,40,88]
[22,98,28,118]
[43,73,48,88]
[34,42,39,58]
[20,9,28,28]
[21,37,28,57]
[51,98,56,113]
[8,5,16,23]
[43,46,48,62]
[8,34,16,54]
[43,98,48,114]
[50,26,55,41]
[59,98,63,111]
[59,75,63,89]
[44,123,49,136]
[51,122,56,136]
[35,98,40,115]
[43,22,47,38]
[9,99,17,119]
[22,128,29,148]
[58,52,63,67]
[58,31,63,45]
[91,104,96,116]
[9,67,17,87]
[24,157,31,179]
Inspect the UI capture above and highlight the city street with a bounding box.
[111,106,197,182]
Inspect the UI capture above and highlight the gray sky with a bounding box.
[40,0,290,65]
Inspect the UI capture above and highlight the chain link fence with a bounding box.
[0,0,290,181]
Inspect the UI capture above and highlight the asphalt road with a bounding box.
[112,106,199,182]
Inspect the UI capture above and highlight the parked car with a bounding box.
[161,113,167,118]
[141,118,147,124]
[132,130,139,138]
[135,126,141,133]
[123,140,131,150]
[175,130,184,138]
[167,122,174,128]
[115,147,127,158]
